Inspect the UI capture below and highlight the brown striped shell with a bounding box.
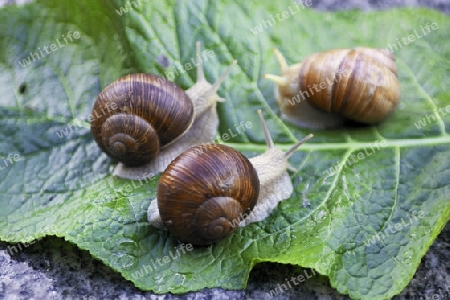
[265,48,401,128]
[157,144,260,245]
[90,73,194,166]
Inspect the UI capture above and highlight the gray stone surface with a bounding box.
[1,0,449,299]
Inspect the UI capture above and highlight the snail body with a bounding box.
[91,42,236,179]
[264,48,401,129]
[147,110,313,245]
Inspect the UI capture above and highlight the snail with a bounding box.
[264,48,401,129]
[90,42,237,179]
[147,110,313,245]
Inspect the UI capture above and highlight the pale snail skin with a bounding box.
[148,110,313,245]
[92,42,237,180]
[264,48,401,129]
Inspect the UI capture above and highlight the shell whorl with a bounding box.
[193,197,245,242]
[100,114,159,166]
[157,144,260,245]
[91,73,194,166]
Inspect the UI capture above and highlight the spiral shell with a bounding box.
[90,73,194,166]
[157,144,260,245]
[266,48,401,129]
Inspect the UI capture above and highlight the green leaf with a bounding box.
[1,0,449,299]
